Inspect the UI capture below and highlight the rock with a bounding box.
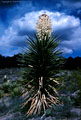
[71,107,81,116]
[0,68,23,83]
[40,113,46,120]
[0,96,12,108]
[28,116,56,120]
[71,90,80,98]
[0,112,25,120]
[45,116,56,120]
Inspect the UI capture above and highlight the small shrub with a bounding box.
[0,100,7,115]
[2,82,11,93]
[0,90,4,98]
[71,70,81,105]
[0,84,3,90]
[46,109,52,116]
[11,86,22,98]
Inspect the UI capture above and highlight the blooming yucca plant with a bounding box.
[36,14,52,39]
[21,14,63,117]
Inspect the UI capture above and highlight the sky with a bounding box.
[0,0,81,58]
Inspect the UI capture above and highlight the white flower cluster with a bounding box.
[36,14,52,38]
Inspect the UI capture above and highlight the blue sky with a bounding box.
[0,0,81,57]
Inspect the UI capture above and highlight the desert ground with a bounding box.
[0,68,81,120]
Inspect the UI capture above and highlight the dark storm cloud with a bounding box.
[56,28,75,41]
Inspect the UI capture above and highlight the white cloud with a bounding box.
[12,10,80,31]
[49,12,80,30]
[62,47,73,54]
[0,10,80,56]
[61,27,81,50]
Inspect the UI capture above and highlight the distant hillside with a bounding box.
[0,54,81,69]
[64,57,81,70]
[0,54,20,68]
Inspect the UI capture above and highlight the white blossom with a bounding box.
[36,14,52,38]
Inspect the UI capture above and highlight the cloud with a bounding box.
[62,47,73,54]
[0,10,80,56]
[61,27,81,51]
